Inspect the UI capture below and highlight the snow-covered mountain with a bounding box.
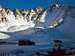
[0,4,75,56]
[0,4,65,32]
[0,4,75,43]
[0,4,65,40]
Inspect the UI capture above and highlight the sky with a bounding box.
[0,0,75,9]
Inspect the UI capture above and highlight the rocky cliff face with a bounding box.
[0,6,46,32]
